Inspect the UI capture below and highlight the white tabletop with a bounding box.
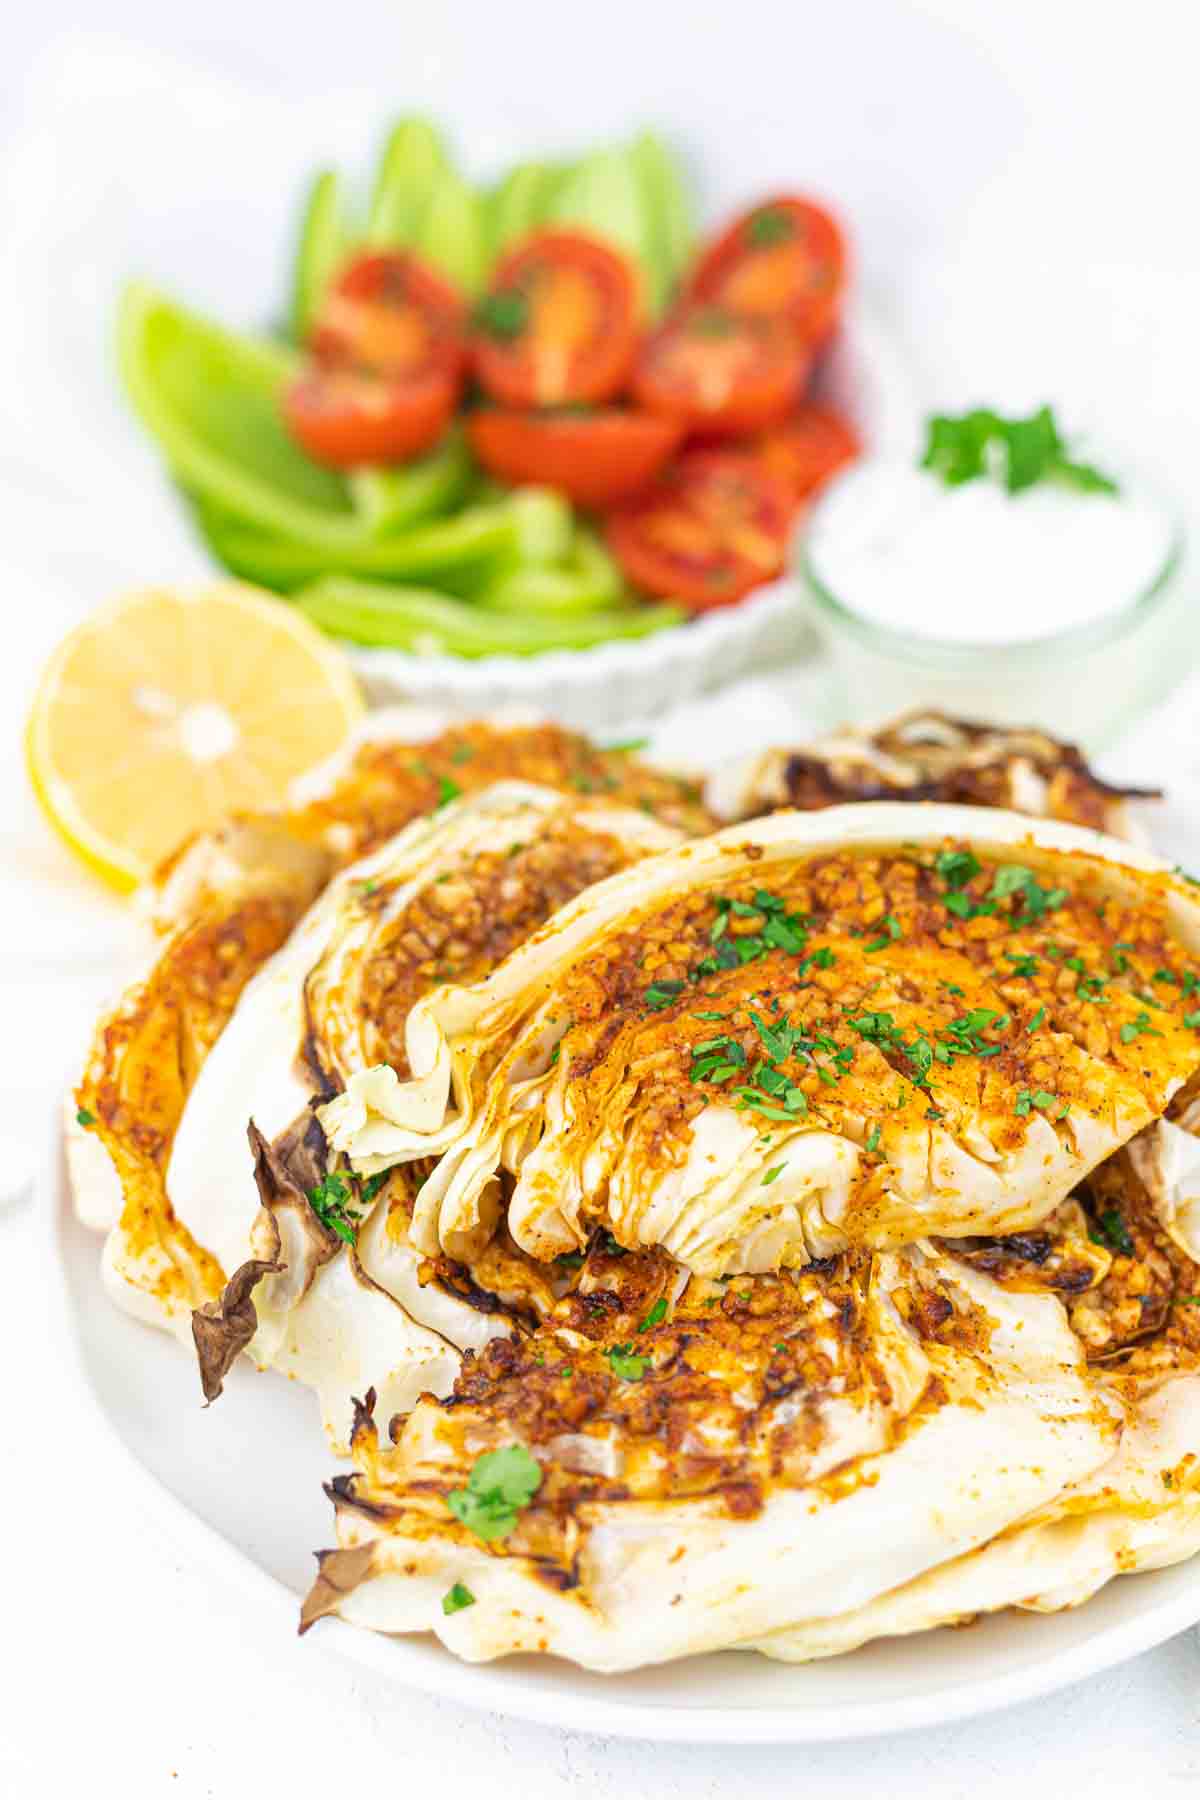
[4,6,1200,1792]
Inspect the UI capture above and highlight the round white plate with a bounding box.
[43,1113,1200,1743]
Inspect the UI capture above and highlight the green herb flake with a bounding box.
[441,1582,476,1616]
[746,207,795,247]
[637,1298,668,1333]
[1027,1005,1047,1034]
[1093,1209,1135,1257]
[475,288,528,340]
[920,404,1117,496]
[935,848,981,890]
[644,979,685,1012]
[1120,1010,1161,1045]
[437,774,462,808]
[446,1445,543,1542]
[75,1108,95,1128]
[308,1171,364,1245]
[864,914,902,953]
[762,1164,786,1186]
[864,1125,881,1154]
[607,1344,649,1382]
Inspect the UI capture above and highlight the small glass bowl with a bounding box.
[800,510,1188,751]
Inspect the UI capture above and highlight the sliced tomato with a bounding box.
[689,197,847,343]
[283,250,466,467]
[473,231,641,409]
[310,250,466,381]
[283,367,458,467]
[754,405,860,507]
[467,408,683,508]
[633,304,811,438]
[604,450,793,611]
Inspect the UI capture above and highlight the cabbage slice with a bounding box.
[322,802,1200,1276]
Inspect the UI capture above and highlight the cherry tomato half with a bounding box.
[753,405,860,508]
[473,230,641,409]
[283,251,466,467]
[689,196,847,343]
[634,303,812,437]
[310,251,466,381]
[283,368,459,467]
[468,408,683,508]
[604,449,794,611]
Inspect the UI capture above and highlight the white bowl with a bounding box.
[348,307,917,732]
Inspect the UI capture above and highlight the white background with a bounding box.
[3,3,1200,1793]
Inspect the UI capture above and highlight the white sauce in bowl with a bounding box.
[806,460,1175,646]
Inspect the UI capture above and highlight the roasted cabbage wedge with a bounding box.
[708,708,1156,837]
[183,782,682,1445]
[71,718,708,1428]
[80,774,683,1447]
[299,1239,1119,1668]
[321,804,1200,1276]
[751,1143,1200,1660]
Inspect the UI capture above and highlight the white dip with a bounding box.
[806,459,1175,646]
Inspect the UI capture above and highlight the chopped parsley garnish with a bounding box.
[864,914,902,952]
[864,1125,881,1154]
[607,1344,649,1381]
[644,978,686,1012]
[921,405,1117,496]
[1092,1209,1134,1257]
[1185,1009,1200,1030]
[762,1164,786,1186]
[797,946,836,976]
[1015,1088,1058,1117]
[689,1033,747,1083]
[746,206,795,246]
[1077,975,1108,1004]
[446,1446,542,1542]
[603,737,649,753]
[637,1298,667,1332]
[436,774,462,808]
[989,864,1067,925]
[1177,1296,1200,1308]
[849,1011,934,1088]
[935,848,981,890]
[474,288,528,340]
[441,1582,476,1616]
[698,891,808,970]
[75,1107,95,1128]
[1005,952,1039,978]
[308,1172,366,1245]
[1119,1010,1160,1045]
[935,1008,1008,1063]
[1027,1005,1047,1034]
[554,1250,585,1272]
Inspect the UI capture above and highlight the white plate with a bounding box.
[43,1111,1200,1743]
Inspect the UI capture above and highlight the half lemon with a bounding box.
[27,583,364,890]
